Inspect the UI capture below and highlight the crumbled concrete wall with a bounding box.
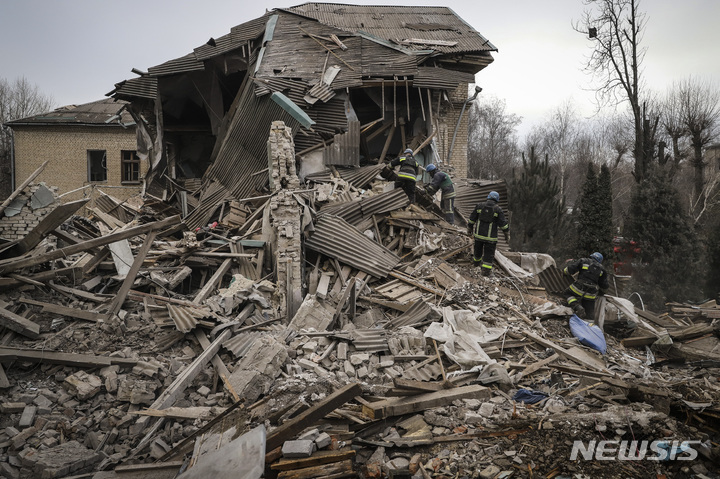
[0,183,60,241]
[268,121,303,322]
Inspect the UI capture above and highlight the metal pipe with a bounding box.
[447,86,482,162]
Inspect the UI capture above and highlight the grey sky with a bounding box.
[2,0,719,136]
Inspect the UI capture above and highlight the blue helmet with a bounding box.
[487,191,500,202]
[590,252,603,264]
[426,164,437,173]
[404,148,413,155]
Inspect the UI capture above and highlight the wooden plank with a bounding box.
[17,298,103,322]
[0,364,9,388]
[271,448,356,471]
[518,353,559,379]
[48,283,109,303]
[0,302,40,339]
[131,407,221,419]
[193,258,233,305]
[362,384,490,420]
[0,215,181,275]
[193,329,239,401]
[523,331,606,372]
[0,346,114,368]
[388,270,444,296]
[276,459,354,479]
[266,383,362,452]
[106,231,157,316]
[0,266,83,290]
[393,378,445,392]
[114,461,184,473]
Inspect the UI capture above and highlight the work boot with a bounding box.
[481,268,491,277]
[572,303,586,319]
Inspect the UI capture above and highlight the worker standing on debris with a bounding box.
[563,252,609,322]
[388,148,420,205]
[467,191,509,276]
[424,164,456,224]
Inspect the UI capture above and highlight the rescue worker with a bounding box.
[389,148,419,205]
[424,164,456,224]
[468,191,509,276]
[564,252,609,322]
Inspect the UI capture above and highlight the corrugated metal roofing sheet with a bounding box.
[147,53,205,77]
[166,304,201,333]
[414,66,475,90]
[202,68,304,205]
[304,164,384,189]
[282,4,497,54]
[323,120,359,166]
[319,188,408,226]
[454,180,508,219]
[305,214,400,278]
[257,13,363,89]
[110,77,157,100]
[537,266,573,294]
[223,331,266,358]
[8,98,134,126]
[384,300,432,329]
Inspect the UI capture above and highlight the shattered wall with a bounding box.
[0,183,60,241]
[268,121,304,321]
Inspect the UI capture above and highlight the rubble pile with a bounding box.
[2,135,720,479]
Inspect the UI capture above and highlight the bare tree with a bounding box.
[467,96,521,180]
[0,77,55,196]
[576,0,658,182]
[659,84,690,177]
[678,77,720,220]
[537,100,581,197]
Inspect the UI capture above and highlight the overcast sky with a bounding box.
[2,0,719,136]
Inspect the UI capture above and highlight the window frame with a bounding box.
[121,150,141,184]
[87,149,108,183]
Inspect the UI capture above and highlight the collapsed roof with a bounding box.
[108,3,496,229]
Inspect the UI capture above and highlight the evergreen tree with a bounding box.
[597,164,614,256]
[509,147,568,256]
[574,162,613,260]
[626,170,702,309]
[706,218,720,300]
[575,163,599,256]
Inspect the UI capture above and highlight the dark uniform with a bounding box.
[425,167,456,224]
[468,193,509,276]
[389,150,419,204]
[564,255,609,322]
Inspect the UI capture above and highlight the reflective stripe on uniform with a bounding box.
[397,173,417,181]
[570,284,597,300]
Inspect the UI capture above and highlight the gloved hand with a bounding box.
[467,225,473,236]
[503,231,510,243]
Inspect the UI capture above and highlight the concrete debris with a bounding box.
[1,101,719,479]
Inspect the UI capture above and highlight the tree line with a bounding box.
[468,0,720,310]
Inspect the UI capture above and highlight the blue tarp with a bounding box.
[569,314,607,355]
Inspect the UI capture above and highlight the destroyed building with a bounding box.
[108,3,496,228]
[1,3,720,479]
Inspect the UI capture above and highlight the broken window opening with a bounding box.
[87,150,107,182]
[121,150,141,184]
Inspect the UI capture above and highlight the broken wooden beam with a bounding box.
[0,302,40,339]
[271,448,356,471]
[18,298,104,322]
[106,231,158,316]
[266,383,362,452]
[0,160,49,216]
[0,346,137,368]
[0,215,181,275]
[0,266,83,291]
[362,384,490,420]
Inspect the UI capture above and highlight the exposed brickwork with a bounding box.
[10,126,145,207]
[0,184,60,241]
[268,122,303,322]
[440,84,471,181]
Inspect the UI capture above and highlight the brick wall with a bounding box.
[435,84,471,181]
[0,184,60,241]
[11,126,145,206]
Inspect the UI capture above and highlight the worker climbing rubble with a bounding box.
[423,164,456,224]
[387,148,419,206]
[563,252,609,321]
[467,191,509,276]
